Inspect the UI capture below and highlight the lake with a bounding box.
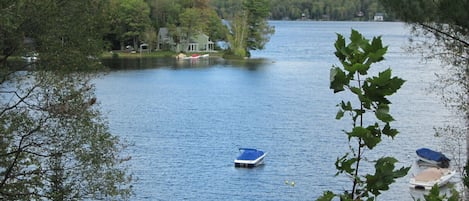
[95,21,457,200]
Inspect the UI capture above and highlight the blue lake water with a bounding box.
[95,21,456,200]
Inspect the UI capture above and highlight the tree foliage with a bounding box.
[178,4,228,44]
[212,0,386,21]
[224,0,274,58]
[225,11,249,58]
[109,0,152,50]
[421,185,460,201]
[104,0,393,51]
[108,0,391,52]
[146,0,182,28]
[243,0,275,52]
[381,0,469,195]
[0,0,132,200]
[379,0,469,114]
[145,0,227,48]
[318,30,409,200]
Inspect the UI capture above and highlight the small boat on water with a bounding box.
[177,53,210,60]
[409,148,455,190]
[185,54,201,59]
[416,148,450,168]
[409,167,456,190]
[234,148,266,168]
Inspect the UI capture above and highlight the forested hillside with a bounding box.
[210,0,386,21]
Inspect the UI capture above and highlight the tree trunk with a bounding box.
[133,37,138,51]
[464,63,469,200]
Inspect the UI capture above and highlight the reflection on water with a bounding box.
[101,56,271,71]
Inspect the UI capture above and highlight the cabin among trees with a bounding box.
[157,27,215,53]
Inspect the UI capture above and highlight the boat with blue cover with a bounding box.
[234,148,266,168]
[409,148,455,190]
[416,148,450,168]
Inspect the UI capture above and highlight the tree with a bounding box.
[177,5,227,52]
[242,0,275,56]
[142,26,158,51]
[380,0,469,196]
[224,0,274,58]
[211,0,384,21]
[0,0,132,200]
[193,0,210,8]
[147,0,181,29]
[226,11,249,58]
[146,0,227,52]
[317,30,409,201]
[109,0,152,50]
[210,0,243,19]
[179,7,205,52]
[200,7,229,42]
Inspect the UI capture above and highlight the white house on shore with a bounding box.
[157,27,215,52]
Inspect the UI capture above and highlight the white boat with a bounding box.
[409,167,456,190]
[234,148,266,168]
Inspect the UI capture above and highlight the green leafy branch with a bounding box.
[318,29,409,201]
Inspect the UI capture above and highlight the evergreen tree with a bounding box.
[243,0,275,55]
[225,0,275,58]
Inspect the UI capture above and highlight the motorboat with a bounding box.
[234,148,266,168]
[409,167,456,190]
[409,148,455,190]
[416,148,450,168]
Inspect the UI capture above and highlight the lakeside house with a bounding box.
[158,27,215,52]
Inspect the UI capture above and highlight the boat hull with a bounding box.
[234,153,266,168]
[409,168,456,190]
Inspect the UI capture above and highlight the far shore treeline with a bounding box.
[4,0,391,61]
[104,0,388,55]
